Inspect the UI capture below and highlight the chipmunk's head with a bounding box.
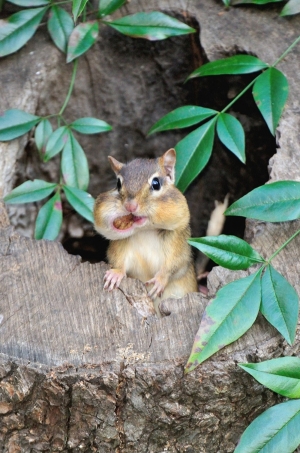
[94,149,188,240]
[108,148,176,209]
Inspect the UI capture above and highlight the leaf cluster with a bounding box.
[2,108,113,237]
[0,0,195,61]
[1,0,195,240]
[187,181,300,452]
[186,180,300,370]
[149,55,289,192]
[236,358,300,452]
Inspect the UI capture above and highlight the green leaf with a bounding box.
[61,133,89,190]
[35,191,63,240]
[188,55,268,79]
[4,180,57,204]
[239,357,300,399]
[67,21,99,63]
[6,0,49,6]
[70,117,112,134]
[261,265,298,345]
[234,399,300,453]
[63,185,95,222]
[225,181,300,222]
[0,109,40,141]
[216,113,245,162]
[98,0,126,17]
[281,0,300,16]
[47,6,74,53]
[253,67,289,135]
[44,126,69,162]
[72,0,89,22]
[231,0,282,4]
[35,119,53,156]
[0,7,48,57]
[148,106,218,135]
[188,235,265,270]
[175,117,216,193]
[104,11,195,40]
[185,270,262,372]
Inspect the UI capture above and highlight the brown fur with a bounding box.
[94,149,198,307]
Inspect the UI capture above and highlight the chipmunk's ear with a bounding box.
[160,148,176,183]
[108,156,124,175]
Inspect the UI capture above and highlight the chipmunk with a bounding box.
[94,148,198,310]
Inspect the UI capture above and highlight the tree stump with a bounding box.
[0,203,286,452]
[1,1,300,452]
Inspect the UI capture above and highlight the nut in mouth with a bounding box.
[113,214,134,230]
[113,214,146,230]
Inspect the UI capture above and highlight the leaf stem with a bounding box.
[43,113,57,119]
[86,8,102,17]
[268,228,300,263]
[273,34,300,67]
[220,78,257,114]
[220,34,300,114]
[59,58,79,117]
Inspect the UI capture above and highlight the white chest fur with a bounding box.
[124,230,165,282]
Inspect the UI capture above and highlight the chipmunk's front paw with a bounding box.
[104,269,125,291]
[146,273,168,299]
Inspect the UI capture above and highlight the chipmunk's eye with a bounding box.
[116,178,122,191]
[151,177,161,191]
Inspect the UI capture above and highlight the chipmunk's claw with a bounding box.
[104,269,125,291]
[146,276,166,299]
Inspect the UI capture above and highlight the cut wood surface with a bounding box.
[0,201,289,452]
[1,1,300,452]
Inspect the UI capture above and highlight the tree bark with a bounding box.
[0,206,284,452]
[1,1,300,452]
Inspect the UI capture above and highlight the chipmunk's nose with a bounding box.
[124,200,138,213]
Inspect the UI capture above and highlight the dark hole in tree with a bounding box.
[63,15,276,272]
[9,13,275,271]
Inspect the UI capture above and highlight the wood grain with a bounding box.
[0,205,283,452]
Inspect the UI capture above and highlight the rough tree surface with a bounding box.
[0,1,300,452]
